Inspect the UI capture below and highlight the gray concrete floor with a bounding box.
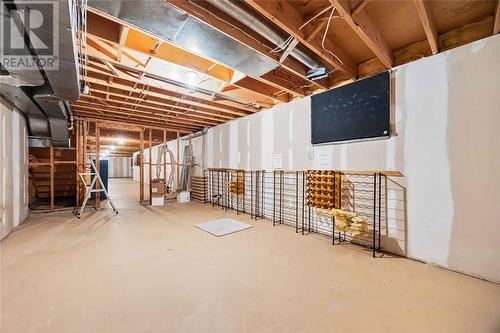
[1,178,499,332]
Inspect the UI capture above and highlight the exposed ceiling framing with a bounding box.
[72,0,499,158]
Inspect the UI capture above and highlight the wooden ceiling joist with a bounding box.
[233,76,291,103]
[75,113,190,133]
[414,0,439,54]
[83,65,251,117]
[167,0,327,90]
[87,32,266,112]
[82,79,240,123]
[73,104,211,131]
[87,9,305,100]
[75,1,497,133]
[75,110,187,130]
[117,26,129,61]
[351,0,371,16]
[329,0,394,68]
[79,93,233,124]
[242,0,357,78]
[74,99,222,127]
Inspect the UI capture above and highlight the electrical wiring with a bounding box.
[299,5,333,30]
[270,36,294,53]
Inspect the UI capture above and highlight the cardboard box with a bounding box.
[151,195,164,206]
[151,180,165,195]
[177,191,190,203]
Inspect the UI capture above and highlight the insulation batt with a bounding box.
[316,208,369,236]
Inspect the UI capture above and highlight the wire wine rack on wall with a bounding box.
[205,168,401,257]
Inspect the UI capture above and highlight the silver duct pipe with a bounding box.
[64,101,74,131]
[106,59,261,109]
[181,127,208,140]
[204,0,321,70]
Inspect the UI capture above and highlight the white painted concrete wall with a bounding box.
[108,157,132,178]
[0,97,29,239]
[199,35,500,282]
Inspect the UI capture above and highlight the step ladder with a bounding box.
[75,158,118,219]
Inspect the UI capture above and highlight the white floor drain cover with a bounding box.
[195,219,253,236]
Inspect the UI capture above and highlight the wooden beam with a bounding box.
[73,100,219,128]
[75,111,199,133]
[306,21,327,42]
[414,0,439,54]
[352,0,371,16]
[494,0,500,35]
[242,0,357,78]
[233,76,291,103]
[78,82,234,121]
[80,79,241,121]
[117,26,129,61]
[101,59,119,76]
[330,0,393,68]
[73,106,198,131]
[358,15,494,79]
[253,66,307,96]
[74,116,187,134]
[84,61,254,116]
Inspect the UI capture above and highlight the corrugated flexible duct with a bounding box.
[204,0,322,70]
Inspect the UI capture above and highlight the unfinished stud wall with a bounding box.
[197,35,500,282]
[0,97,29,239]
[133,138,186,184]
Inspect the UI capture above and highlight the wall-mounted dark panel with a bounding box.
[311,71,390,144]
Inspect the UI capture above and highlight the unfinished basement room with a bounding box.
[1,0,499,332]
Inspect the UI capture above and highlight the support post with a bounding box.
[75,120,80,208]
[148,128,152,204]
[163,130,167,181]
[176,132,180,191]
[95,124,100,207]
[140,129,144,202]
[188,134,192,191]
[50,145,54,209]
[82,120,88,206]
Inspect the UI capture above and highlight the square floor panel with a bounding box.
[195,219,253,236]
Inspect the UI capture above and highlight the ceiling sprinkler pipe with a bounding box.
[204,0,322,70]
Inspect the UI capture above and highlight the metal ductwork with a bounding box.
[0,0,80,147]
[88,0,280,77]
[181,127,208,140]
[204,0,322,70]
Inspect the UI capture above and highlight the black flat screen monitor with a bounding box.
[311,71,390,144]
